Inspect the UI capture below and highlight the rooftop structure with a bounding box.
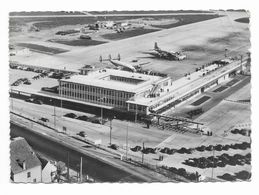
[62,68,163,93]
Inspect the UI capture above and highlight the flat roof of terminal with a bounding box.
[128,58,244,106]
[61,69,163,93]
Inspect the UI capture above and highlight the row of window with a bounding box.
[109,75,143,84]
[61,82,133,99]
[150,89,200,111]
[128,103,146,112]
[62,92,128,108]
[60,81,149,112]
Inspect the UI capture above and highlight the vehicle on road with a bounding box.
[131,146,142,152]
[39,117,49,122]
[77,131,87,137]
[64,113,77,118]
[89,117,102,124]
[110,144,119,150]
[25,98,43,105]
[25,98,34,102]
[34,99,43,105]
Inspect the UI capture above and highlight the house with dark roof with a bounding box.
[10,137,42,183]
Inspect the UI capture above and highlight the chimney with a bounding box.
[22,161,26,170]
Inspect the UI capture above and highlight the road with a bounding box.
[10,122,143,182]
[10,113,173,182]
[10,97,173,148]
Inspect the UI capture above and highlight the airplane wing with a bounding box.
[110,60,136,72]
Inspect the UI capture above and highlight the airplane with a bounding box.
[99,54,150,72]
[145,42,187,61]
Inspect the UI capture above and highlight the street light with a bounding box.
[109,118,112,145]
[50,99,56,129]
[135,104,138,123]
[109,115,116,145]
[97,96,106,125]
[126,123,129,160]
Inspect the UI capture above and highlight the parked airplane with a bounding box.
[99,54,149,72]
[145,42,187,61]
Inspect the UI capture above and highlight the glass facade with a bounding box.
[60,81,141,110]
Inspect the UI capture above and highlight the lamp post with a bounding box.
[142,142,145,164]
[109,115,116,145]
[98,96,106,125]
[101,107,103,125]
[135,104,138,123]
[240,54,244,74]
[126,123,129,160]
[50,99,56,129]
[109,118,112,145]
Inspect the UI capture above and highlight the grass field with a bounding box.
[102,29,160,40]
[17,43,68,54]
[191,96,211,106]
[213,86,228,93]
[89,10,214,15]
[9,14,221,31]
[235,17,250,23]
[9,11,86,16]
[48,39,107,46]
[151,14,221,29]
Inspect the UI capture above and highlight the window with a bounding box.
[33,178,36,183]
[27,172,31,178]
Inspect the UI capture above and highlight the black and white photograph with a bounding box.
[1,0,258,193]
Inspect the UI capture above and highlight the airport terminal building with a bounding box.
[59,58,248,116]
[59,69,172,115]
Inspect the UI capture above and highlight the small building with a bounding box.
[10,137,42,183]
[105,21,115,28]
[39,157,57,183]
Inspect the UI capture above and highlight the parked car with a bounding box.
[131,145,142,152]
[25,98,34,102]
[39,117,49,122]
[215,144,223,151]
[222,145,230,151]
[196,145,206,152]
[64,113,77,118]
[110,144,119,150]
[34,99,43,105]
[205,145,214,151]
[90,117,102,124]
[76,115,89,121]
[77,131,86,137]
[24,80,31,85]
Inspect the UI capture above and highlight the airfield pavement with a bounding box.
[10,11,250,79]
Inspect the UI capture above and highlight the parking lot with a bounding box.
[10,68,60,92]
